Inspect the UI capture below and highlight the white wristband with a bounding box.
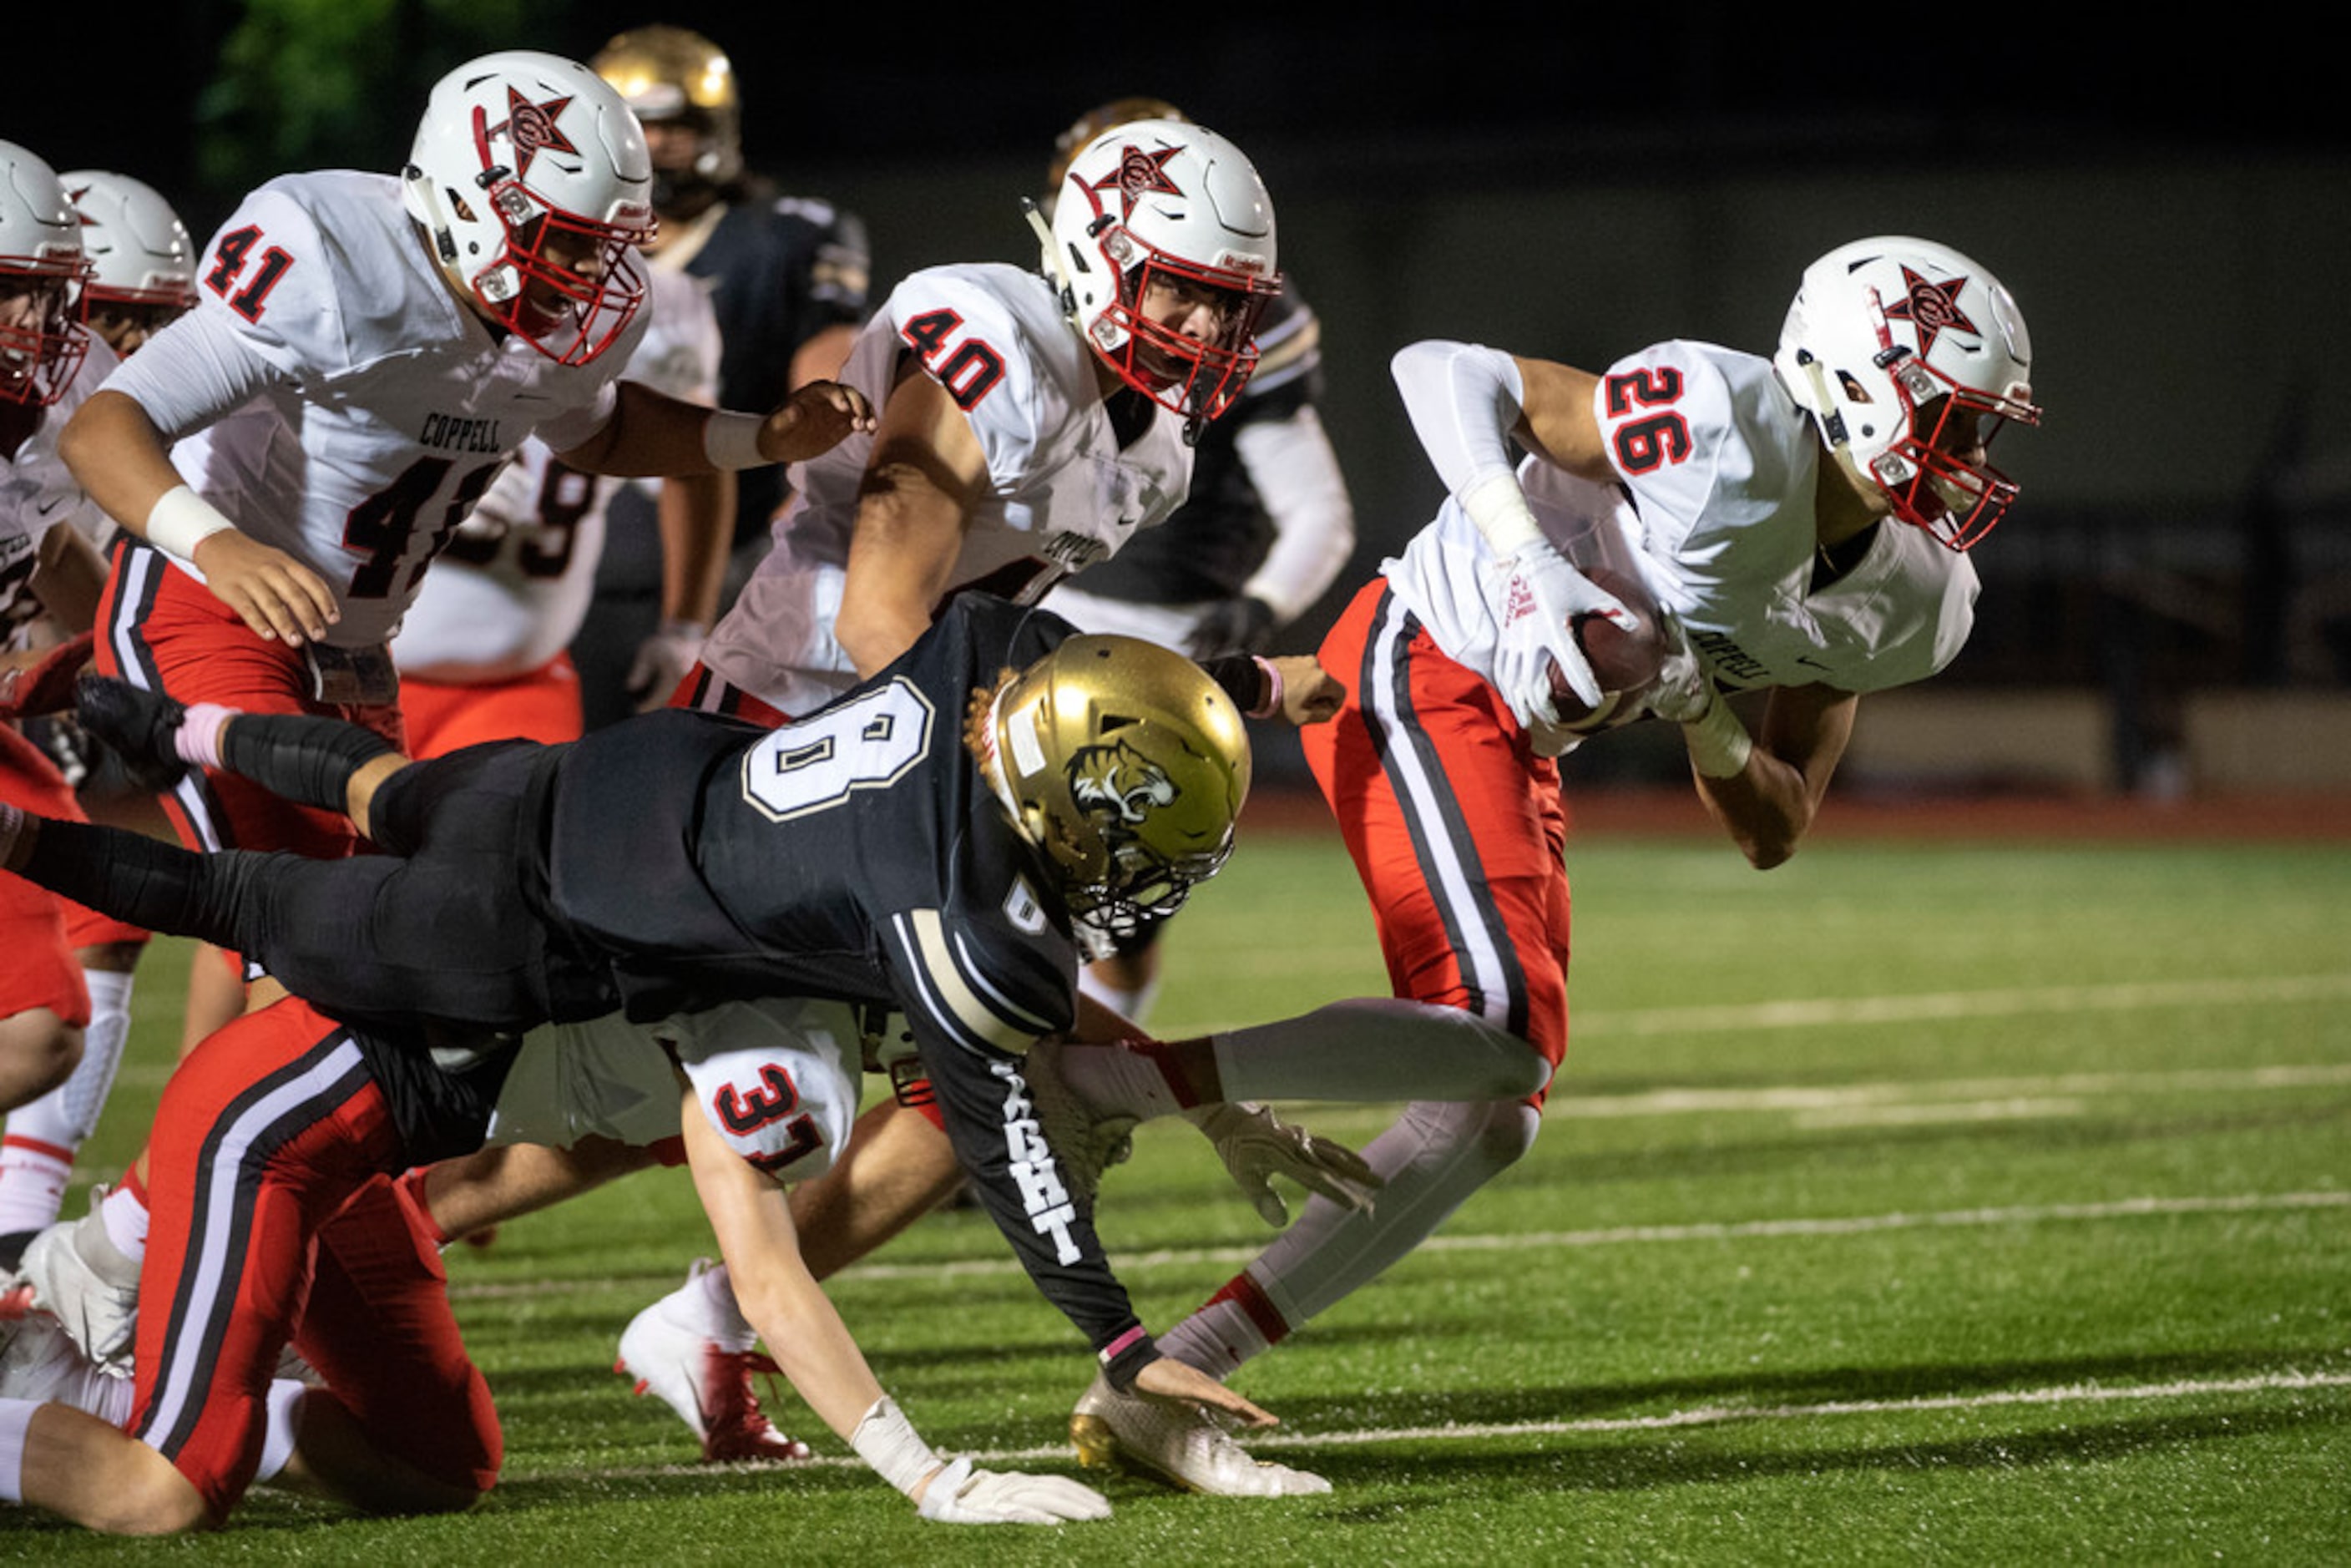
[702,410,770,471]
[1681,694,1754,779]
[1459,472,1545,558]
[849,1395,944,1499]
[145,484,236,567]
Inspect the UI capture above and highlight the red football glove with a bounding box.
[0,632,96,722]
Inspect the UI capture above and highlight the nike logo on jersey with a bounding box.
[417,413,506,454]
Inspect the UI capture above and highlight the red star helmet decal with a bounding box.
[1885,265,1977,357]
[1087,141,1185,220]
[488,87,579,179]
[66,183,94,224]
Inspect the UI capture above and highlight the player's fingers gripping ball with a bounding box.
[1543,564,1671,736]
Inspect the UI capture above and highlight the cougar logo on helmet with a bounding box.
[1069,740,1177,833]
[489,89,580,179]
[1883,266,1975,357]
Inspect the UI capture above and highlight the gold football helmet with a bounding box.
[992,635,1251,938]
[591,25,742,206]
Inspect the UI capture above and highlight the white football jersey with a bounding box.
[392,267,721,680]
[103,170,647,647]
[2,335,119,637]
[484,995,867,1185]
[1388,340,1976,695]
[699,262,1193,716]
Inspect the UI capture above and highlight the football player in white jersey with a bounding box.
[1038,97,1357,1026]
[0,143,148,1254]
[1041,236,2042,1492]
[47,53,866,1029]
[58,171,197,363]
[390,262,728,756]
[15,49,869,1391]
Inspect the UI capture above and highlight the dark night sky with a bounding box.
[16,8,2334,225]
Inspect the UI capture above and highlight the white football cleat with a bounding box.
[1023,1041,1137,1202]
[18,1186,140,1373]
[615,1258,812,1464]
[0,1307,134,1425]
[1069,1370,1330,1497]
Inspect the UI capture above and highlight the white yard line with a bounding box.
[449,1191,2350,1299]
[1579,972,2351,1038]
[529,1367,2351,1480]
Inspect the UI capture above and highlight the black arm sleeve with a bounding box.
[913,1026,1158,1385]
[1200,654,1272,716]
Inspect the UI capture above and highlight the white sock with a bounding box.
[255,1381,307,1482]
[694,1261,757,1354]
[99,1184,148,1265]
[0,1141,73,1237]
[0,970,136,1237]
[1161,1100,1543,1373]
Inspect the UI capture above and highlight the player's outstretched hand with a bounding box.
[1182,1101,1381,1227]
[1133,1356,1277,1430]
[759,380,877,465]
[915,1457,1112,1525]
[0,632,95,721]
[1268,655,1344,726]
[190,529,340,646]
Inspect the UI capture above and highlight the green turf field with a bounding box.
[10,823,2349,1562]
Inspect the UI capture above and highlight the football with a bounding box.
[1545,566,1668,732]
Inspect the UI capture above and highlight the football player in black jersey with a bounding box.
[1,596,1290,1431]
[576,25,872,726]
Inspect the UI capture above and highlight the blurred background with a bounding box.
[17,3,2351,801]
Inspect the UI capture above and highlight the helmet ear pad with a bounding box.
[1774,235,2040,549]
[990,635,1251,939]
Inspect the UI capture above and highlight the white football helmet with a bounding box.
[0,139,93,407]
[1775,236,2040,550]
[1042,118,1279,439]
[61,170,196,356]
[402,50,655,366]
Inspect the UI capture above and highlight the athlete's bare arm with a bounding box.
[676,1072,897,1450]
[1508,357,1619,485]
[58,389,340,646]
[553,378,873,478]
[1690,682,1859,870]
[835,368,989,679]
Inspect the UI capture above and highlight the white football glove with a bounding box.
[1183,1102,1382,1227]
[1486,539,1629,726]
[624,619,706,712]
[916,1457,1113,1525]
[1637,604,1716,723]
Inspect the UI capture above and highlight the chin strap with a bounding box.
[1022,198,1075,316]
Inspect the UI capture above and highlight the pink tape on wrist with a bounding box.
[177,703,240,771]
[1247,656,1284,720]
[1100,1325,1150,1364]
